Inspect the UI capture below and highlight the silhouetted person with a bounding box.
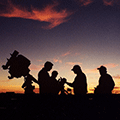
[50,71,67,94]
[94,66,115,94]
[38,61,53,94]
[49,71,60,94]
[22,74,39,94]
[65,65,87,95]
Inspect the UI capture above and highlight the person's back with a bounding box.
[98,73,115,94]
[73,72,87,94]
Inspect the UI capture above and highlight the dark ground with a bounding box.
[0,93,120,120]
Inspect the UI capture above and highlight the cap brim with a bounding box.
[97,68,100,70]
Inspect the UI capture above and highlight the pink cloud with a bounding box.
[37,60,43,62]
[29,64,43,71]
[66,62,82,66]
[85,68,97,73]
[103,63,118,68]
[53,58,62,63]
[103,0,114,6]
[0,0,73,29]
[76,0,93,6]
[113,75,120,79]
[103,0,120,6]
[81,0,93,6]
[85,63,118,74]
[76,0,120,6]
[75,52,80,56]
[61,51,70,57]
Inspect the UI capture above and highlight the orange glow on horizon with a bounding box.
[1,86,120,94]
[0,88,24,94]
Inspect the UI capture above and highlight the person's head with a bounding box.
[44,61,53,71]
[51,71,58,78]
[61,78,67,85]
[97,65,107,75]
[71,65,82,74]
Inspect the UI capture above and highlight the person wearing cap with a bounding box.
[94,65,115,94]
[38,61,53,94]
[65,65,87,95]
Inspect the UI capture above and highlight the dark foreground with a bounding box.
[0,93,120,120]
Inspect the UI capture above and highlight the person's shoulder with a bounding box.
[82,72,86,77]
[39,68,45,73]
[77,72,86,79]
[38,68,44,75]
[106,73,112,77]
[106,74,113,79]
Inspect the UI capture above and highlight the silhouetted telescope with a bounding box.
[2,50,31,79]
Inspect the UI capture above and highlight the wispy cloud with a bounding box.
[61,51,81,57]
[29,64,43,71]
[61,51,71,57]
[66,62,82,66]
[85,63,118,73]
[74,52,80,56]
[0,0,73,29]
[75,0,93,6]
[53,58,62,63]
[76,0,120,6]
[103,0,115,6]
[113,75,120,79]
[103,0,120,6]
[103,63,118,68]
[37,59,43,62]
[85,68,97,73]
[80,0,93,6]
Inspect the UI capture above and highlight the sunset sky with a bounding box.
[0,0,120,94]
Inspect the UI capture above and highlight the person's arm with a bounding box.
[66,82,74,87]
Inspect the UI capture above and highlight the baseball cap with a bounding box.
[97,66,107,71]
